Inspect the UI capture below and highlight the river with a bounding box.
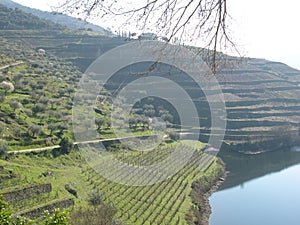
[209,147,300,225]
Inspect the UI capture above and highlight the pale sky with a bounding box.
[12,0,300,70]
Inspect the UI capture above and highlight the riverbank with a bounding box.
[188,158,227,225]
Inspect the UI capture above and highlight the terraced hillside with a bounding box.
[1,2,299,154]
[217,58,300,152]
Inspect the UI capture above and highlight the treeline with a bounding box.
[0,4,64,30]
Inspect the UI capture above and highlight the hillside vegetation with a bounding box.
[0,32,79,151]
[0,5,226,225]
[0,142,224,225]
[1,0,111,35]
[0,4,64,30]
[0,2,299,224]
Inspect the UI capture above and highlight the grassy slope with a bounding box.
[0,37,79,150]
[0,7,225,224]
[0,151,91,211]
[0,141,223,225]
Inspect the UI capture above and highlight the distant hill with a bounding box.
[0,0,111,35]
[0,3,65,30]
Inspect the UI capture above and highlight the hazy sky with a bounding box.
[13,0,300,70]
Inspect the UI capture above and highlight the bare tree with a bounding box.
[56,0,237,69]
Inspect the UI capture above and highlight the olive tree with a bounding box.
[1,81,14,94]
[0,142,7,158]
[9,100,22,112]
[28,124,42,138]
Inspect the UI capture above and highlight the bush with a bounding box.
[87,190,102,207]
[69,205,120,225]
[168,131,180,141]
[0,194,33,225]
[59,138,73,155]
[43,209,70,225]
[0,194,11,225]
[65,184,77,198]
[0,142,7,158]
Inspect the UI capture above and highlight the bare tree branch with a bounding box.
[55,0,239,72]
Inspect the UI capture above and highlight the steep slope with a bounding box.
[0,3,64,30]
[1,2,299,153]
[1,0,111,35]
[217,58,300,152]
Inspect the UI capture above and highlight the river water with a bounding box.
[209,147,300,225]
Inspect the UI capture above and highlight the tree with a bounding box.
[28,124,41,138]
[58,88,66,97]
[168,131,180,141]
[59,137,73,154]
[48,122,56,136]
[0,142,7,158]
[129,117,137,130]
[12,127,22,139]
[0,125,4,137]
[24,109,33,118]
[57,0,234,68]
[49,99,57,109]
[0,93,5,103]
[95,118,105,131]
[32,103,47,114]
[67,87,74,96]
[39,97,49,105]
[1,81,14,94]
[9,100,22,112]
[57,123,68,134]
[38,113,49,124]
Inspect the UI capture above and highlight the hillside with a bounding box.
[1,27,300,153]
[1,3,300,224]
[0,0,299,152]
[217,58,300,152]
[0,6,228,224]
[0,4,64,30]
[1,0,111,35]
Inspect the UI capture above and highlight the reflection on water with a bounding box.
[217,147,300,190]
[209,147,300,225]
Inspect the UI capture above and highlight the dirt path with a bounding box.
[0,62,24,71]
[8,135,160,154]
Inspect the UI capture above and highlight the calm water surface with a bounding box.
[209,148,300,225]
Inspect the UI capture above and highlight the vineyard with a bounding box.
[80,141,220,225]
[0,139,223,224]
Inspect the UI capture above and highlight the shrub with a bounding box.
[0,142,7,158]
[87,190,102,207]
[43,209,70,225]
[64,184,77,198]
[0,194,33,225]
[0,194,11,225]
[69,205,120,225]
[59,138,73,154]
[168,131,180,141]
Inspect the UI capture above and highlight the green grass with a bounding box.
[0,150,93,211]
[0,141,222,224]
